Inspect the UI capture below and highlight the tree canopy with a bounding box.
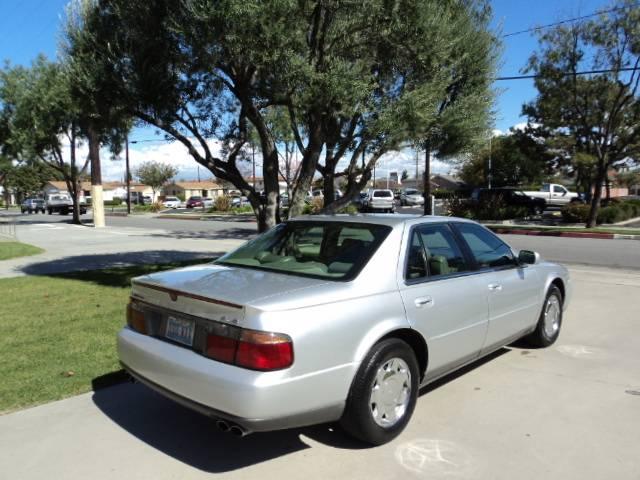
[68,0,497,230]
[524,0,640,226]
[134,161,178,200]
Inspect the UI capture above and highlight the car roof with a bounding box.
[289,214,476,228]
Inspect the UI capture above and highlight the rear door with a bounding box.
[398,223,489,382]
[452,222,542,353]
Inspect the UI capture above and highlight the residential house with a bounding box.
[163,180,226,200]
[43,180,154,202]
[0,185,17,205]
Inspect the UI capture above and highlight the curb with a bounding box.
[156,214,256,222]
[489,227,640,241]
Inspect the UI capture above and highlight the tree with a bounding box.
[524,0,640,227]
[459,131,551,187]
[63,0,130,228]
[134,161,178,201]
[0,57,89,223]
[67,0,497,231]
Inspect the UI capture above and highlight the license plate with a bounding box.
[165,316,195,346]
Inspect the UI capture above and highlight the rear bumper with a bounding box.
[117,327,348,432]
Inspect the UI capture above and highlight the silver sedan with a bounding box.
[118,215,570,445]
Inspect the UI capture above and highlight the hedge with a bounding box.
[561,199,640,224]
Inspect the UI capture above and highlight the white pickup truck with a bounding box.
[524,183,581,207]
[46,193,87,216]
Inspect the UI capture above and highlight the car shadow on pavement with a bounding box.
[90,348,513,473]
[145,228,255,241]
[19,250,219,277]
[92,382,314,473]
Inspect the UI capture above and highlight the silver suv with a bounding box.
[362,189,395,213]
[21,198,45,214]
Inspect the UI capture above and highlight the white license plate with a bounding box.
[165,316,195,346]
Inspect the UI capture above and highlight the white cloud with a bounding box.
[57,137,459,184]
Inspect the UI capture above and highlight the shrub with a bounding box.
[133,204,153,212]
[150,202,164,213]
[231,205,253,214]
[561,203,590,223]
[562,200,640,224]
[214,195,231,212]
[337,204,359,215]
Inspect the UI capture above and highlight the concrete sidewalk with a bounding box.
[0,221,246,278]
[1,265,639,480]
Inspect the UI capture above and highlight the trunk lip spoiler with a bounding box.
[132,281,243,310]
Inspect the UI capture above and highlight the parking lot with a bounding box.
[0,263,638,480]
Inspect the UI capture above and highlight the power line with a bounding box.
[496,66,640,81]
[502,2,640,38]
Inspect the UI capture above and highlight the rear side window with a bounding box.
[455,223,516,269]
[373,190,392,198]
[405,224,469,281]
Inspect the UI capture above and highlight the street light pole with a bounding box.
[423,141,432,216]
[488,136,492,189]
[125,135,131,214]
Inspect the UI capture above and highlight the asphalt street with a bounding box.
[1,265,639,480]
[6,209,640,270]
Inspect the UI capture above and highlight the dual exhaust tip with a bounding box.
[216,419,249,437]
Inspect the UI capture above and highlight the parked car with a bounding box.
[399,188,425,206]
[232,196,250,208]
[186,196,213,208]
[471,187,546,215]
[118,215,570,445]
[353,192,370,210]
[21,198,45,214]
[361,189,395,213]
[162,196,182,209]
[46,194,87,216]
[524,183,580,207]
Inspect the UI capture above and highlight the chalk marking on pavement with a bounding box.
[394,439,474,477]
[556,344,603,359]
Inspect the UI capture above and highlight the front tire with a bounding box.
[340,338,419,446]
[526,285,563,348]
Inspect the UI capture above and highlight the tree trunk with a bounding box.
[323,172,335,209]
[69,127,82,225]
[605,172,611,201]
[423,141,432,215]
[586,165,606,228]
[88,125,105,228]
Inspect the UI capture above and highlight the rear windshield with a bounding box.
[373,190,392,198]
[216,221,392,280]
[404,189,418,195]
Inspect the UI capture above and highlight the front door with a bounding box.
[452,222,542,353]
[399,223,489,383]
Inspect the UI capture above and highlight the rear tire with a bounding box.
[525,285,563,348]
[340,338,419,446]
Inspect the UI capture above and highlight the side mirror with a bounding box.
[518,250,540,265]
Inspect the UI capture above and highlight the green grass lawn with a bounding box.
[0,241,44,261]
[0,260,212,413]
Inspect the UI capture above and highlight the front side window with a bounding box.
[455,223,516,269]
[217,221,391,280]
[405,224,469,281]
[553,185,566,193]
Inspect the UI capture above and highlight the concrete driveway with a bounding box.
[1,265,639,480]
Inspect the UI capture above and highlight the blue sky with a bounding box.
[0,0,611,179]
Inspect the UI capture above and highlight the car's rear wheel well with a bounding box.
[380,329,428,381]
[551,278,565,301]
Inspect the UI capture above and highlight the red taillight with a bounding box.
[206,334,237,363]
[236,331,294,371]
[126,300,147,334]
[204,328,293,371]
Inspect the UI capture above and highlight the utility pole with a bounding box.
[125,135,131,214]
[488,136,492,189]
[252,143,256,188]
[415,147,419,187]
[423,141,432,216]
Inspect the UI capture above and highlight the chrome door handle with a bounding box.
[414,296,433,307]
[488,283,503,291]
